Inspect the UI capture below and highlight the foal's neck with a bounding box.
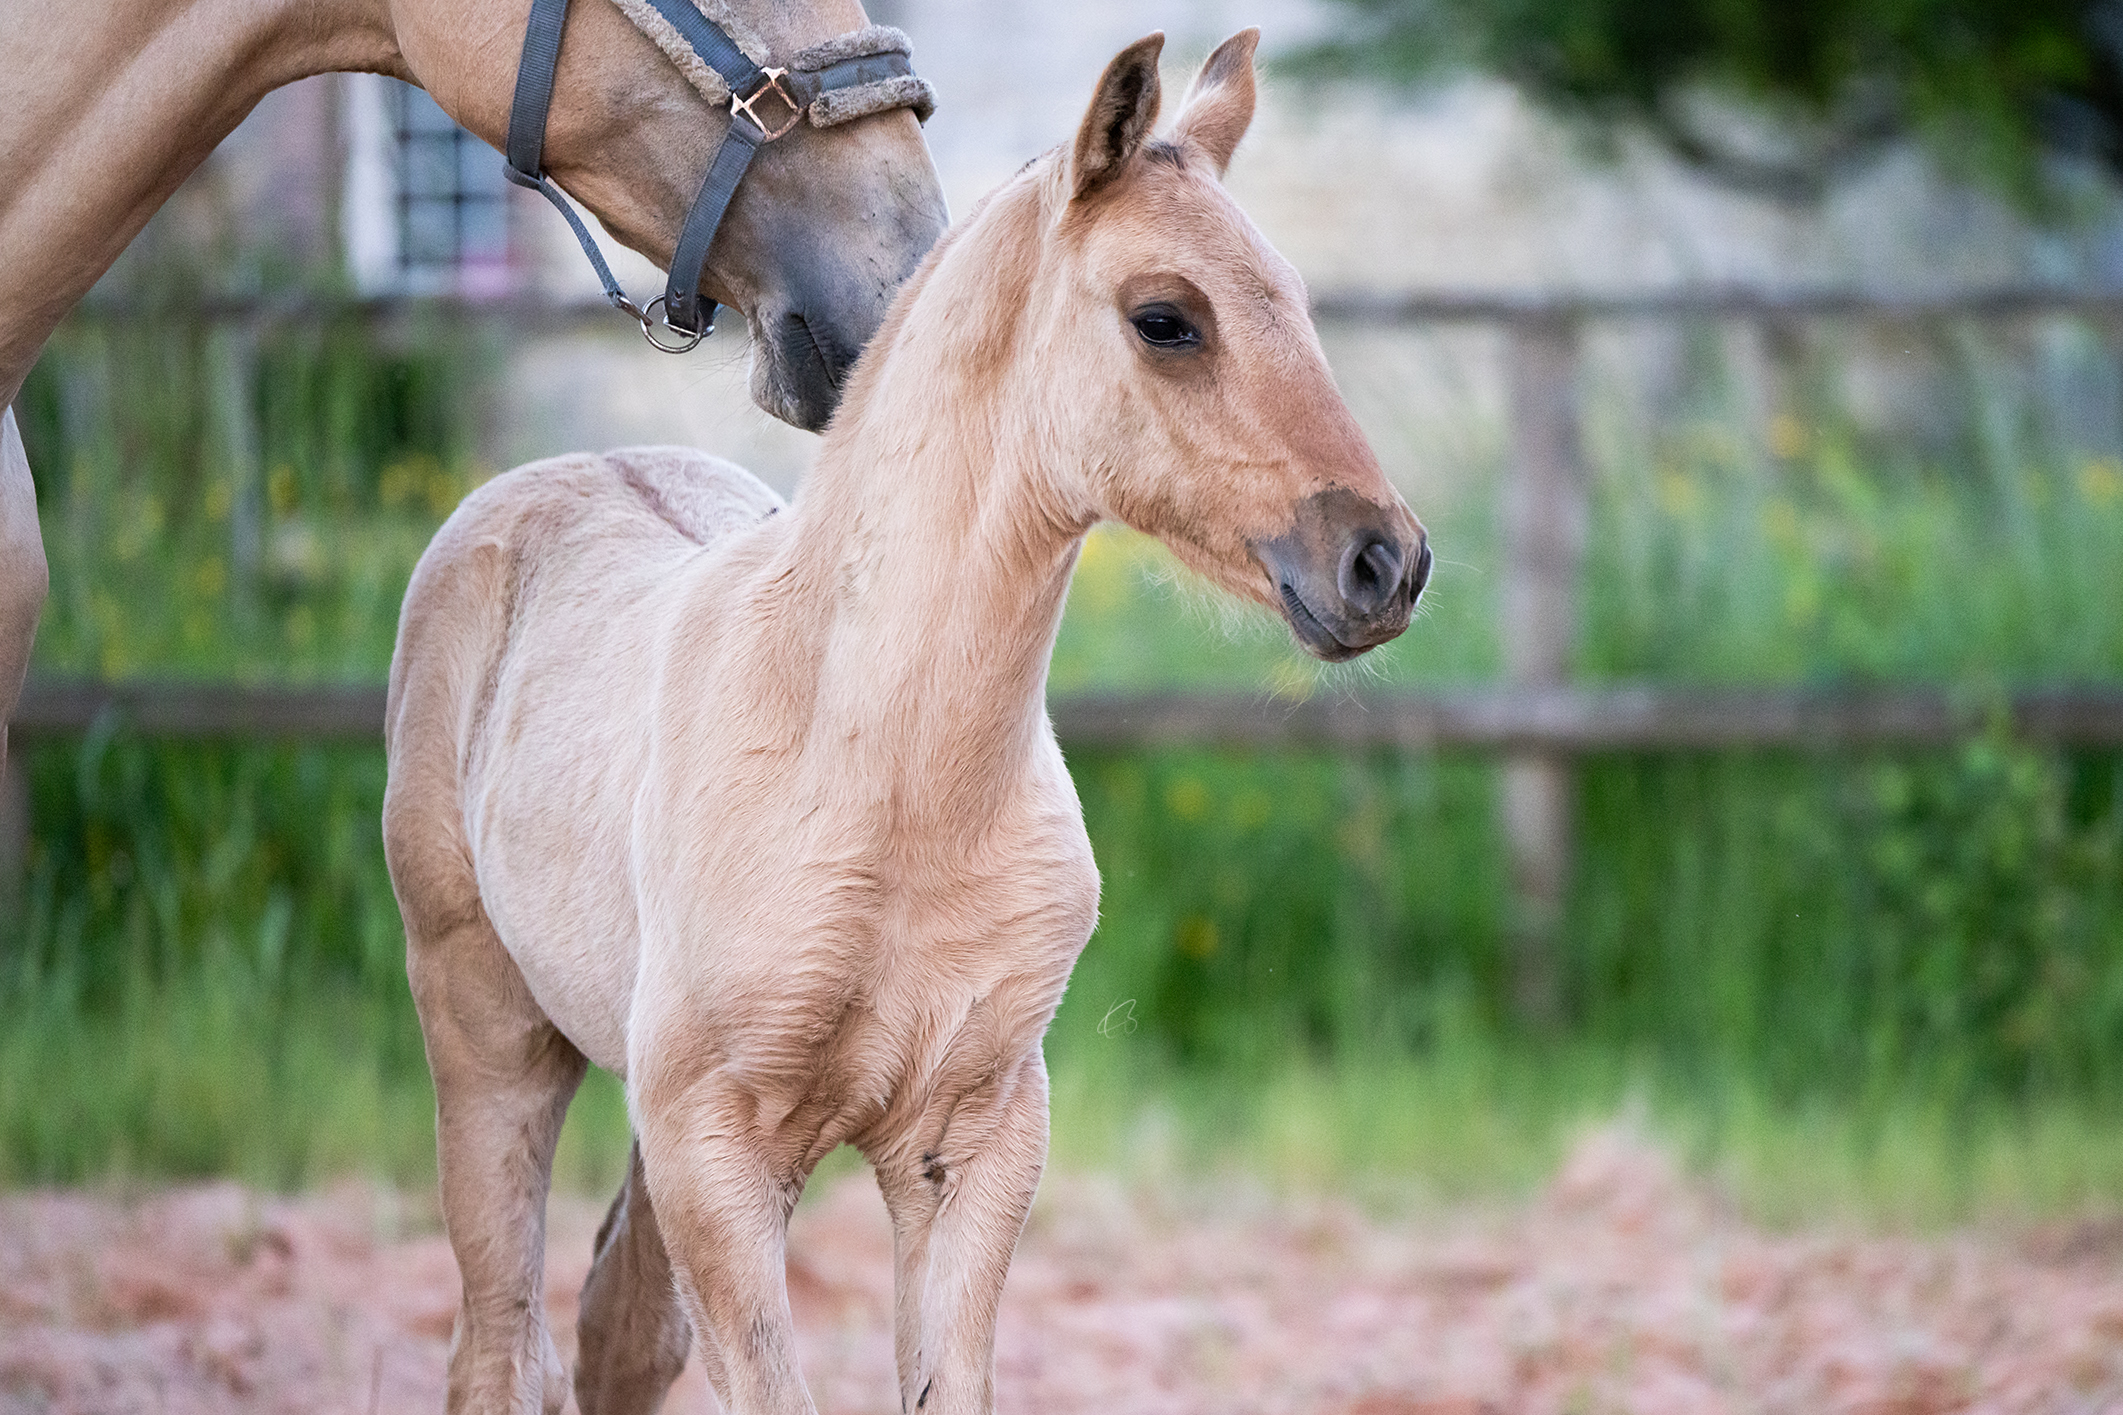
[789,428,1084,825]
[782,186,1089,827]
[0,0,398,403]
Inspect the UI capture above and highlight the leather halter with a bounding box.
[504,0,932,352]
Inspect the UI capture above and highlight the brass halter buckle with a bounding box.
[731,68,803,141]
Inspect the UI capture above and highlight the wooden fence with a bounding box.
[8,677,2123,920]
[1315,282,2123,1016]
[14,678,2123,750]
[17,284,2123,1011]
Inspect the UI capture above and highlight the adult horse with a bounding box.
[386,28,1430,1414]
[0,0,948,773]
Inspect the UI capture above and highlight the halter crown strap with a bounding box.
[504,0,642,323]
[503,0,933,350]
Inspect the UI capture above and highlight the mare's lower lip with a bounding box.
[754,311,845,432]
[1278,581,1364,663]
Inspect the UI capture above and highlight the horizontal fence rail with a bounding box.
[12,680,391,740]
[12,680,2123,751]
[1306,284,2123,326]
[1052,686,2123,750]
[58,282,2123,333]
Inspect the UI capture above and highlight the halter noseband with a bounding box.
[504,0,935,353]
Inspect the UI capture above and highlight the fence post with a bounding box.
[209,323,263,615]
[1500,313,1586,1026]
[0,733,25,907]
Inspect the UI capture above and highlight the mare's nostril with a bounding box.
[1339,535,1403,617]
[1411,537,1433,603]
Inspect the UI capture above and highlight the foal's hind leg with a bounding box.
[575,1138,710,1415]
[400,887,587,1415]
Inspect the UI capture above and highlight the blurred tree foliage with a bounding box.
[1296,0,2123,202]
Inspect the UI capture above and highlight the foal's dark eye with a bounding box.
[1130,306,1200,349]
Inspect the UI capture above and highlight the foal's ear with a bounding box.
[1071,33,1165,200]
[1170,28,1259,177]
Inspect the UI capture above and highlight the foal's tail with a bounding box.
[383,455,551,941]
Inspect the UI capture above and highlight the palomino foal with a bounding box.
[385,29,1427,1415]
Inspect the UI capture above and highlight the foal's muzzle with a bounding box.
[1257,488,1429,662]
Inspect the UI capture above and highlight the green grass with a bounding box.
[15,949,2123,1231]
[15,312,491,681]
[7,313,2123,1227]
[1051,1046,2123,1229]
[6,723,2118,1223]
[0,967,434,1190]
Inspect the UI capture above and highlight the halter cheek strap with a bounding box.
[503,0,934,352]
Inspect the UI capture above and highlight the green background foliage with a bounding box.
[1296,0,2123,199]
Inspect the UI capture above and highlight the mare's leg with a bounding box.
[0,408,48,771]
[390,801,586,1415]
[637,1089,813,1415]
[875,1055,1050,1415]
[575,1137,706,1415]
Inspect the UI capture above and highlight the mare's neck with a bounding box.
[0,0,400,404]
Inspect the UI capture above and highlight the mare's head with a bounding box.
[945,31,1428,660]
[397,0,947,430]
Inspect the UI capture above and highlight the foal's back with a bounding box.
[384,446,782,1072]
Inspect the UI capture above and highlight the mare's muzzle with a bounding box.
[739,145,947,428]
[1256,487,1430,662]
[507,6,936,361]
[751,306,864,431]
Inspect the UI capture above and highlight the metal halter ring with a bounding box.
[731,68,804,141]
[639,294,710,353]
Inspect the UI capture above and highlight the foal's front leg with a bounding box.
[637,1090,815,1415]
[876,1055,1050,1415]
[575,1138,701,1415]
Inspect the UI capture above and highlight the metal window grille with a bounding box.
[388,83,512,292]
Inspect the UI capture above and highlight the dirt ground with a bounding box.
[5,1128,2123,1415]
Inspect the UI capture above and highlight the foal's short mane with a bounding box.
[1140,138,1188,169]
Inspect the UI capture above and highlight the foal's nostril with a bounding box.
[1339,535,1403,618]
[1411,537,1433,603]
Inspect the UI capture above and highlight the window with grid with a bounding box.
[387,82,513,292]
